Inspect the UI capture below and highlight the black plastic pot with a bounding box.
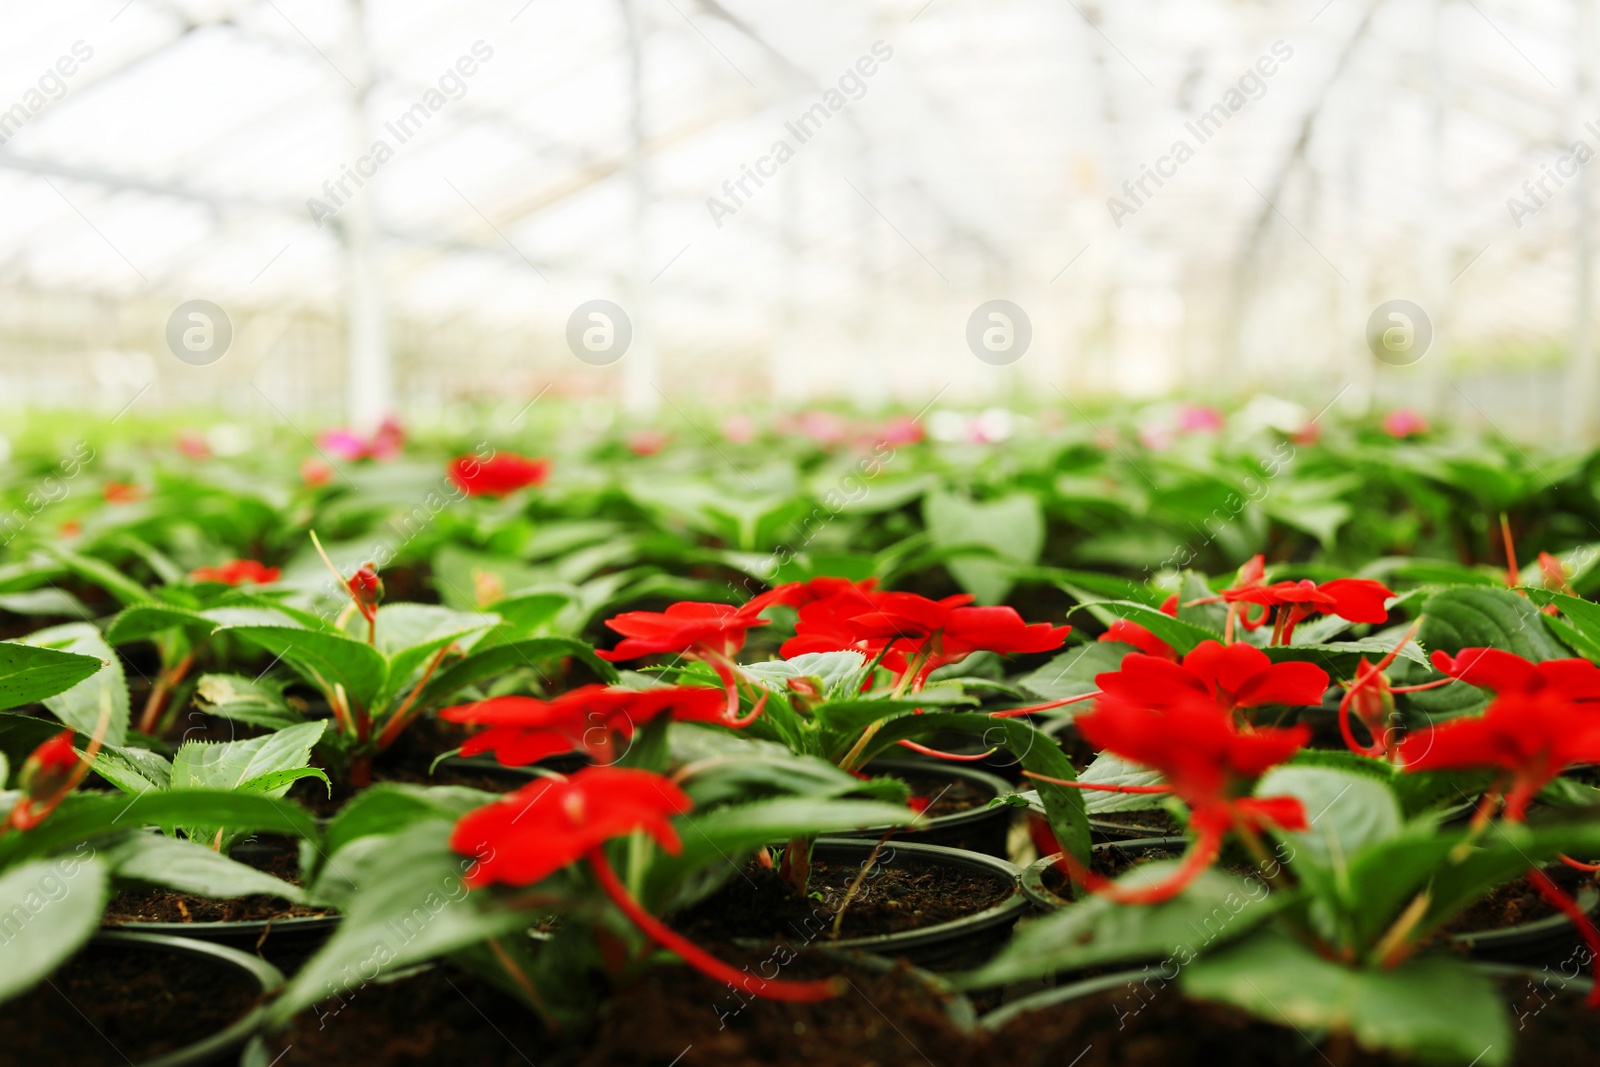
[49,932,284,1067]
[102,841,339,953]
[1023,788,1179,845]
[1448,877,1600,964]
[237,945,975,1066]
[980,960,1594,1063]
[833,759,1015,858]
[1020,837,1191,910]
[781,838,1026,971]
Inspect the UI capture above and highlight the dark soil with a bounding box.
[259,951,972,1067]
[103,836,333,925]
[289,760,532,817]
[256,965,551,1067]
[874,767,989,819]
[1036,843,1268,901]
[673,855,1014,941]
[0,941,258,1067]
[978,973,1600,1066]
[1092,807,1182,837]
[1442,864,1597,936]
[583,947,972,1067]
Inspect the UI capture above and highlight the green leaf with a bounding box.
[0,589,91,619]
[270,820,531,1024]
[1342,815,1600,950]
[1182,934,1510,1066]
[924,492,1043,605]
[48,547,152,606]
[99,832,307,903]
[0,642,105,712]
[1528,590,1600,662]
[171,721,328,798]
[1418,586,1566,662]
[0,856,109,1005]
[91,745,173,794]
[223,625,388,711]
[1077,601,1221,655]
[642,796,917,907]
[962,866,1283,987]
[104,604,217,645]
[1077,752,1167,813]
[421,637,618,707]
[373,604,500,706]
[18,624,127,747]
[1265,636,1429,672]
[192,673,304,730]
[318,783,496,868]
[742,652,868,700]
[1255,766,1401,874]
[0,791,319,867]
[1015,642,1126,701]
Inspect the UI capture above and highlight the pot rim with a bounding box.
[979,957,1598,1033]
[1020,837,1191,910]
[854,758,1015,832]
[91,930,284,1067]
[782,838,1025,954]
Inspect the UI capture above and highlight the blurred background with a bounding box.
[0,0,1594,439]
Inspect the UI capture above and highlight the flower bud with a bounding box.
[348,563,383,622]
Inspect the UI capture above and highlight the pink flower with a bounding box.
[317,417,405,462]
[1382,409,1429,438]
[873,416,923,447]
[176,431,211,459]
[626,429,670,456]
[722,414,757,444]
[1178,405,1225,433]
[796,411,846,445]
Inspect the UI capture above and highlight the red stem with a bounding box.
[988,690,1103,719]
[1023,770,1172,794]
[1047,822,1224,904]
[586,849,842,1002]
[1528,868,1600,1007]
[895,739,997,761]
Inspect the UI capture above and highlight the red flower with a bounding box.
[301,457,334,487]
[598,602,771,721]
[1430,648,1600,704]
[7,730,83,832]
[103,482,142,504]
[440,685,729,766]
[452,766,690,887]
[189,559,281,586]
[451,766,841,1002]
[1075,692,1311,809]
[1098,595,1179,660]
[844,592,1070,689]
[778,583,889,660]
[1037,689,1308,904]
[448,453,550,497]
[746,576,878,615]
[1096,640,1329,715]
[1399,691,1600,820]
[1222,576,1393,644]
[599,602,768,662]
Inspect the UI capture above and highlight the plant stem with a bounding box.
[137,650,196,736]
[587,848,841,1001]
